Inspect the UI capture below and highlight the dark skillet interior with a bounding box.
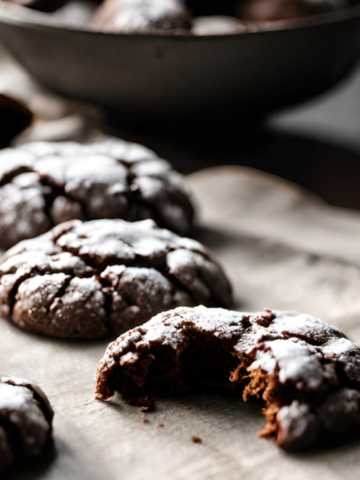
[186,0,235,17]
[0,2,359,121]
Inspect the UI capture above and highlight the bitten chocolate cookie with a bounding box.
[237,0,352,22]
[95,306,360,451]
[0,376,54,475]
[0,138,194,249]
[0,220,232,339]
[92,0,192,33]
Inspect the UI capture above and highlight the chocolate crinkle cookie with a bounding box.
[91,0,192,33]
[0,138,194,249]
[0,376,54,475]
[95,306,360,451]
[0,219,232,339]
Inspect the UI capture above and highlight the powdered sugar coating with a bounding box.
[92,0,192,33]
[95,306,360,450]
[0,138,194,249]
[96,307,352,387]
[261,339,323,390]
[0,376,53,474]
[276,401,320,451]
[0,173,50,248]
[0,220,231,339]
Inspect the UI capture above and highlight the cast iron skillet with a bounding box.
[0,2,360,120]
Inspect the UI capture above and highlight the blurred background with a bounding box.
[1,4,360,210]
[111,70,360,211]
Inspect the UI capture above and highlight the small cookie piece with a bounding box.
[94,306,360,451]
[0,219,232,339]
[0,138,194,249]
[237,0,352,22]
[92,0,192,33]
[0,376,54,475]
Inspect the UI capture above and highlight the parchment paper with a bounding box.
[1,166,360,480]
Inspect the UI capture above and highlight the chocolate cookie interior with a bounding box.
[95,307,360,450]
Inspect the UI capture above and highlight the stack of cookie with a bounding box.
[0,137,360,475]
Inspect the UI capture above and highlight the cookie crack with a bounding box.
[36,175,89,226]
[99,282,115,333]
[0,166,35,188]
[46,275,73,315]
[160,259,211,307]
[120,160,193,235]
[281,331,344,347]
[1,269,36,317]
[1,266,92,318]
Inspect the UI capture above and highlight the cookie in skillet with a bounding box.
[0,376,54,475]
[0,138,194,249]
[95,306,360,451]
[0,219,232,339]
[92,0,192,33]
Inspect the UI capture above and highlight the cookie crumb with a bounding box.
[191,436,202,443]
[142,418,149,424]
[136,397,155,413]
[158,423,165,428]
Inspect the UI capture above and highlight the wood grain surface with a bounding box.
[1,166,360,480]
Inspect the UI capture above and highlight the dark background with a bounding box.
[113,64,360,210]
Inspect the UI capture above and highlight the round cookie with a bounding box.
[95,306,360,451]
[0,376,54,475]
[92,0,192,33]
[0,219,232,339]
[0,138,194,249]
